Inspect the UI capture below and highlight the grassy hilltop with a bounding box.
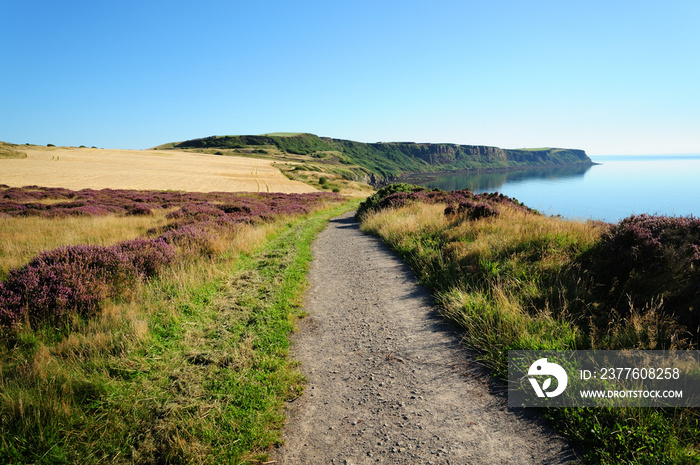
[154,133,594,184]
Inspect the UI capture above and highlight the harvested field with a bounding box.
[0,145,316,193]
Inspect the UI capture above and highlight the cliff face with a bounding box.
[167,134,594,181]
[361,142,590,168]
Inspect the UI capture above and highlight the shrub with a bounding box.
[0,188,344,328]
[355,183,426,218]
[127,204,153,216]
[166,203,227,223]
[356,183,534,220]
[0,245,132,326]
[159,224,218,258]
[445,201,498,220]
[580,213,700,332]
[114,238,176,278]
[0,236,183,327]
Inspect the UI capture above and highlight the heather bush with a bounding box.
[355,183,426,218]
[444,201,498,220]
[113,238,176,277]
[357,184,535,220]
[0,238,189,326]
[0,245,131,326]
[166,202,227,222]
[0,186,341,220]
[159,224,219,257]
[579,213,700,332]
[0,188,343,328]
[127,204,153,216]
[604,214,700,273]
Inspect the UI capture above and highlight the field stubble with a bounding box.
[0,145,315,193]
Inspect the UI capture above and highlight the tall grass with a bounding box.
[0,183,351,464]
[0,212,171,279]
[359,186,700,464]
[361,202,595,373]
[0,142,26,159]
[0,201,356,464]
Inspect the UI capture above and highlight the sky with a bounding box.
[1,0,699,155]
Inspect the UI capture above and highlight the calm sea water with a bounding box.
[408,155,700,222]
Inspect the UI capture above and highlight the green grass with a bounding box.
[0,200,359,464]
[259,132,304,137]
[158,133,594,183]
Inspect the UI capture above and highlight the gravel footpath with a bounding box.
[273,211,573,464]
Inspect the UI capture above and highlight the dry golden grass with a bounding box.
[0,211,170,278]
[443,205,604,263]
[228,221,279,255]
[0,219,276,459]
[0,142,26,159]
[274,163,375,198]
[0,145,317,193]
[0,203,354,463]
[360,202,448,239]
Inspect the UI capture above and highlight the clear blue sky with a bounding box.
[2,0,698,154]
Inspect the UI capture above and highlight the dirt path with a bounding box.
[273,212,573,464]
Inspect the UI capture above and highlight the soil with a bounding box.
[273,211,574,464]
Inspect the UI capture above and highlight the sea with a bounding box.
[407,155,700,223]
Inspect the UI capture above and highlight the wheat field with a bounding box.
[0,145,316,193]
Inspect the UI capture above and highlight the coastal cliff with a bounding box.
[158,133,594,183]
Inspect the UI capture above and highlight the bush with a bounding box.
[0,246,131,325]
[445,201,498,220]
[355,183,426,218]
[0,238,179,327]
[0,188,345,328]
[581,213,700,332]
[356,183,532,220]
[127,204,153,216]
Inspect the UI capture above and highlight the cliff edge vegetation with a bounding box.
[357,184,700,464]
[154,133,594,185]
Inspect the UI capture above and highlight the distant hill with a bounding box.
[155,133,594,184]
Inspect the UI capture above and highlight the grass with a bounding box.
[161,133,593,184]
[259,132,304,137]
[275,163,374,198]
[0,199,358,464]
[0,143,314,193]
[0,142,27,159]
[358,189,700,464]
[0,211,171,280]
[360,202,596,372]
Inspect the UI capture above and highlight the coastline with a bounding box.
[373,161,600,187]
